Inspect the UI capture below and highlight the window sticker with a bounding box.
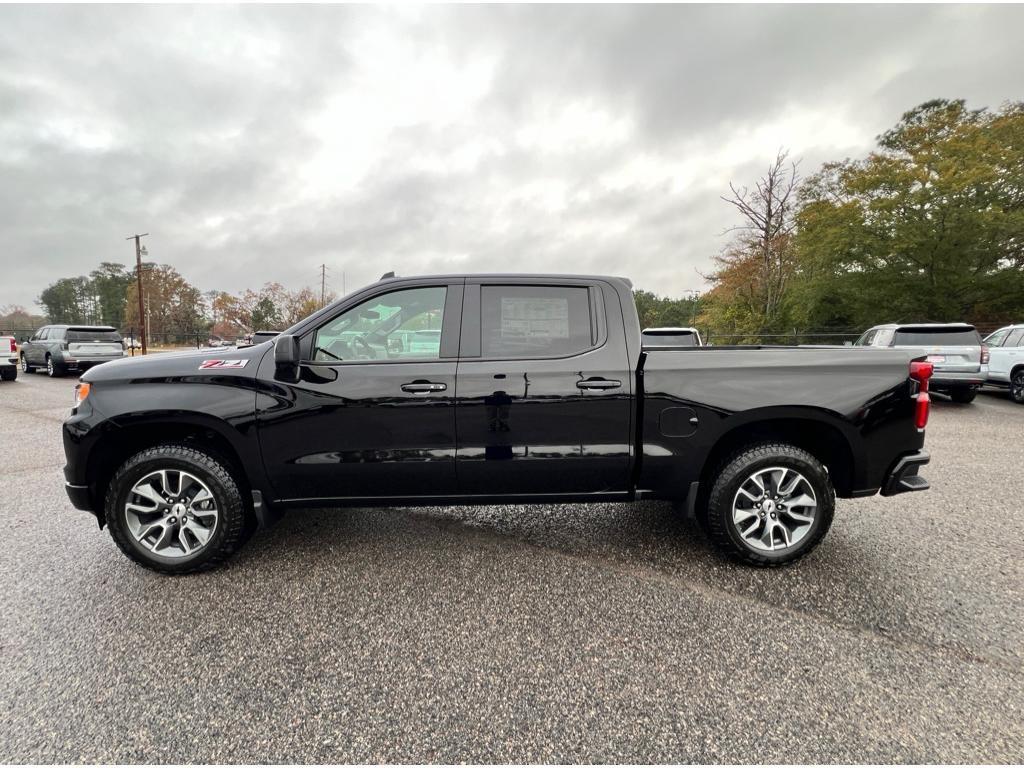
[500,297,569,340]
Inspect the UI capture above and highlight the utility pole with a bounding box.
[319,264,328,307]
[127,233,149,354]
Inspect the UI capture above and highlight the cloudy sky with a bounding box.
[2,4,1023,310]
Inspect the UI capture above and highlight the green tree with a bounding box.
[251,296,281,331]
[794,99,1024,327]
[88,262,133,327]
[38,277,89,324]
[633,289,700,328]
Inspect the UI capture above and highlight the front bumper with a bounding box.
[881,450,930,496]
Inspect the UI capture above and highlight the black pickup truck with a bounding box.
[64,273,932,574]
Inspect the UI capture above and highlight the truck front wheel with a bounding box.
[703,443,835,567]
[104,444,250,574]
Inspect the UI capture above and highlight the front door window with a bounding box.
[312,286,446,363]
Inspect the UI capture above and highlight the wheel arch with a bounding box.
[85,415,259,523]
[697,409,861,500]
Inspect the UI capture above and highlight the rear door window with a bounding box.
[480,285,594,359]
[873,329,895,347]
[985,329,1010,347]
[855,329,877,346]
[893,329,980,346]
[1004,329,1024,348]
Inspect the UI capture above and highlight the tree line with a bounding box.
[15,262,335,341]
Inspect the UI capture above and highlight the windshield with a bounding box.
[67,329,122,343]
[893,329,980,346]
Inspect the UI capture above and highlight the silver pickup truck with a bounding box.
[20,325,124,377]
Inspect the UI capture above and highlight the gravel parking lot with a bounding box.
[1,370,1022,763]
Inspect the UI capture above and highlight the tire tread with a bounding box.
[703,442,834,567]
[104,443,248,575]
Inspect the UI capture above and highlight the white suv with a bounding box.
[1,335,16,381]
[983,324,1024,404]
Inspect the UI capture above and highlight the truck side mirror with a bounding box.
[274,334,301,381]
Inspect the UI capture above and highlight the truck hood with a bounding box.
[81,342,272,383]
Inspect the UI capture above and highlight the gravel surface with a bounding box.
[1,371,1022,762]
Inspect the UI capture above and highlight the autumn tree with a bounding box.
[699,150,801,335]
[793,99,1024,327]
[124,264,204,338]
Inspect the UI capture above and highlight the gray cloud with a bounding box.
[1,4,1022,309]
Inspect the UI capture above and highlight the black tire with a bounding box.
[949,386,976,404]
[1011,369,1024,405]
[20,354,34,374]
[0,367,15,381]
[45,354,64,377]
[703,442,835,567]
[104,444,251,575]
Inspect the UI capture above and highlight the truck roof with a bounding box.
[377,272,633,288]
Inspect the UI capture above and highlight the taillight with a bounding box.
[910,361,933,430]
[8,338,15,354]
[981,343,990,365]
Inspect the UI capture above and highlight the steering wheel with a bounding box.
[353,335,377,360]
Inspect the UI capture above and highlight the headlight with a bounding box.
[74,382,90,408]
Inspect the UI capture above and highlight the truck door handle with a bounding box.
[576,378,621,390]
[401,381,447,393]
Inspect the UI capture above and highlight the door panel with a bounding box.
[257,358,457,499]
[454,281,632,496]
[256,281,462,501]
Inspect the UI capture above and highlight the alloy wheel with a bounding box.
[21,356,28,372]
[46,358,54,376]
[732,466,817,552]
[1012,372,1024,404]
[124,469,219,558]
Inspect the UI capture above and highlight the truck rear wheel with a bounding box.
[703,443,834,567]
[104,444,250,574]
[949,386,976,404]
[1010,369,1024,404]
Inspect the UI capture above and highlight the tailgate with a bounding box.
[68,341,123,357]
[917,345,981,373]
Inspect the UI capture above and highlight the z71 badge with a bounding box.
[198,359,248,370]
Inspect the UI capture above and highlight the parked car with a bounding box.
[21,325,124,377]
[207,335,228,348]
[1,335,17,381]
[983,324,1024,404]
[854,322,987,403]
[64,272,932,574]
[641,327,703,347]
